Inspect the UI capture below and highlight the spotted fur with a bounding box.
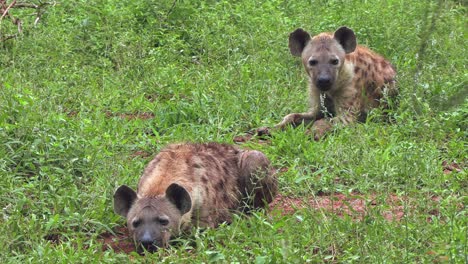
[113,142,277,252]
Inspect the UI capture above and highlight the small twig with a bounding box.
[9,3,38,8]
[14,16,21,33]
[0,33,16,41]
[1,0,16,20]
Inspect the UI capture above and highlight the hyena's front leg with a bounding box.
[275,112,317,129]
[257,113,316,136]
[276,87,321,129]
[238,150,277,208]
[257,91,320,136]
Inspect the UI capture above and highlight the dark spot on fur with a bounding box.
[354,67,360,74]
[236,175,247,196]
[216,181,225,192]
[201,176,208,184]
[222,192,230,203]
[168,151,176,160]
[222,165,230,178]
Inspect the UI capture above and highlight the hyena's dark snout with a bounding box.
[136,230,165,253]
[316,75,333,91]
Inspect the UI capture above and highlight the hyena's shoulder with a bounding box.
[346,46,396,86]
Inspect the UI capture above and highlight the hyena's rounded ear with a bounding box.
[334,26,357,54]
[113,185,137,217]
[289,28,311,56]
[166,183,192,215]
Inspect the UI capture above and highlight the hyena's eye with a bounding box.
[308,59,318,66]
[156,216,169,226]
[132,219,141,228]
[330,59,339,65]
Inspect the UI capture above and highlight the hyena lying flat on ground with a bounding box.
[259,26,397,139]
[113,142,277,252]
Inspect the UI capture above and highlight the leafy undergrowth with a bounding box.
[1,0,466,263]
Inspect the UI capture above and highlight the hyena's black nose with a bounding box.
[138,231,157,250]
[140,231,153,243]
[317,76,332,87]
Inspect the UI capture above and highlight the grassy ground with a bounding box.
[1,0,466,263]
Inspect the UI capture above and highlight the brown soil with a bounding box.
[270,193,408,221]
[98,227,136,254]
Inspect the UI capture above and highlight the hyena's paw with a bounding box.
[278,113,301,127]
[256,126,272,137]
[254,114,301,137]
[309,119,333,141]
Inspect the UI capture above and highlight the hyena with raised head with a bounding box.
[113,142,277,252]
[265,26,397,138]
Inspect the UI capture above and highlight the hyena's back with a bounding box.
[137,143,276,228]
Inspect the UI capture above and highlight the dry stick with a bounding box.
[0,33,15,41]
[9,3,38,8]
[1,0,16,20]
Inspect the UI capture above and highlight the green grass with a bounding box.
[1,0,466,262]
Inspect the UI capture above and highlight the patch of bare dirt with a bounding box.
[270,193,409,221]
[98,227,136,254]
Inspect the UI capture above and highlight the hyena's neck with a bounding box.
[333,61,355,93]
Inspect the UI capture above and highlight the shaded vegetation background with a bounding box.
[0,0,466,262]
